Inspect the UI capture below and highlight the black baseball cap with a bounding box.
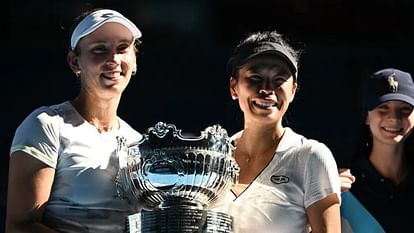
[227,41,298,80]
[364,68,414,110]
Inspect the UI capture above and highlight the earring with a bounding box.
[75,71,81,77]
[232,96,237,100]
[131,64,137,76]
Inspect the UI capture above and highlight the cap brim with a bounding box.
[244,50,297,75]
[70,9,142,50]
[369,93,414,110]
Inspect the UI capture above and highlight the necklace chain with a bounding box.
[235,131,282,163]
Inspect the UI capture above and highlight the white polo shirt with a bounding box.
[11,101,142,232]
[210,127,341,233]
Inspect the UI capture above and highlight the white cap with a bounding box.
[70,9,142,50]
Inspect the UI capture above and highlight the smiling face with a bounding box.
[366,100,414,146]
[230,55,297,128]
[68,22,137,100]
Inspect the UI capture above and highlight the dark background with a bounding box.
[2,0,414,231]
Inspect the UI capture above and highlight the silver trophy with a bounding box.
[116,122,239,233]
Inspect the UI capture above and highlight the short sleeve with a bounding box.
[303,141,341,208]
[10,106,61,168]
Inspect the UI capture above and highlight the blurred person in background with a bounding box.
[341,68,414,233]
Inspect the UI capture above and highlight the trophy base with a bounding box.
[126,208,233,233]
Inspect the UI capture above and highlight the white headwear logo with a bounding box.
[387,73,398,93]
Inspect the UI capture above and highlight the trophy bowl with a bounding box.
[116,122,239,233]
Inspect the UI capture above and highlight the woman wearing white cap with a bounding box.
[210,30,341,233]
[6,9,143,232]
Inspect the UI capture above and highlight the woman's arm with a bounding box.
[306,193,341,233]
[6,151,58,233]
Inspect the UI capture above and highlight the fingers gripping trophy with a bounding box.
[116,122,240,233]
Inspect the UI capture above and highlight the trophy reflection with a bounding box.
[116,122,239,233]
